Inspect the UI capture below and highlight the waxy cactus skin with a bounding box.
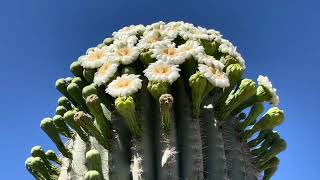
[26,21,286,180]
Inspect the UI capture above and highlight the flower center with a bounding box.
[154,65,171,75]
[116,47,131,57]
[97,63,110,76]
[162,48,177,57]
[88,50,104,61]
[115,79,131,88]
[209,67,224,79]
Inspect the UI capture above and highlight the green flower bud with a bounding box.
[82,84,98,99]
[63,111,89,142]
[45,150,62,166]
[247,130,271,148]
[86,47,95,54]
[260,157,279,171]
[55,78,69,97]
[139,51,156,65]
[189,72,207,118]
[74,111,109,149]
[103,37,113,45]
[65,77,73,84]
[31,146,60,175]
[251,131,280,156]
[147,81,170,100]
[67,82,88,111]
[258,138,286,165]
[86,149,103,175]
[84,170,103,180]
[121,66,137,75]
[72,77,86,89]
[97,43,105,49]
[256,85,273,102]
[236,103,264,133]
[25,157,44,180]
[159,94,174,133]
[173,35,187,46]
[219,79,256,120]
[85,94,112,140]
[58,96,72,110]
[70,61,84,78]
[40,118,72,158]
[263,166,277,180]
[29,157,55,180]
[55,106,67,116]
[115,96,141,139]
[226,63,244,87]
[83,68,97,83]
[200,39,219,56]
[220,55,239,68]
[53,115,73,138]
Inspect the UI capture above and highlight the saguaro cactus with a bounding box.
[26,21,286,180]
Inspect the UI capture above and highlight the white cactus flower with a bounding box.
[145,21,166,31]
[107,42,140,65]
[137,30,173,50]
[143,61,180,84]
[112,24,145,38]
[177,40,205,59]
[151,42,186,65]
[196,53,224,70]
[113,35,139,46]
[257,75,280,106]
[106,74,142,97]
[198,64,230,88]
[93,62,119,86]
[218,39,238,56]
[81,47,108,69]
[179,24,209,40]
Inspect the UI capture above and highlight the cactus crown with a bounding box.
[26,21,286,180]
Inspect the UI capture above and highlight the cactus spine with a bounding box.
[26,21,286,180]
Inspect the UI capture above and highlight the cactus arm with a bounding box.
[53,115,74,138]
[70,134,89,179]
[45,150,62,166]
[222,117,246,180]
[156,94,179,180]
[174,79,204,180]
[90,137,110,180]
[64,111,90,142]
[31,146,60,176]
[86,149,103,178]
[200,96,227,180]
[84,170,103,180]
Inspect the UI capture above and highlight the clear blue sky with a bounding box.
[1,0,319,179]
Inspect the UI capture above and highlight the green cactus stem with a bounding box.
[53,115,74,138]
[58,96,73,110]
[85,94,112,140]
[70,134,89,179]
[31,146,60,175]
[236,103,264,133]
[45,150,62,166]
[259,157,279,171]
[189,71,208,118]
[157,94,179,180]
[74,111,109,149]
[86,149,103,176]
[84,170,103,180]
[242,107,284,141]
[200,96,227,180]
[218,79,256,120]
[222,117,246,180]
[174,78,204,180]
[40,118,72,158]
[64,110,90,142]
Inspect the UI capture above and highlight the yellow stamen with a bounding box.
[162,48,177,57]
[88,50,104,61]
[116,47,131,57]
[154,65,172,75]
[114,79,132,89]
[97,63,110,76]
[209,67,224,79]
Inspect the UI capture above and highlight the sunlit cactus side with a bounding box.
[25,21,286,180]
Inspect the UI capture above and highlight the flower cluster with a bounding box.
[77,21,279,107]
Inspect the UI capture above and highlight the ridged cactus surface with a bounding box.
[25,21,286,180]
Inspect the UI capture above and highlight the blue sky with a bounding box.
[1,0,319,179]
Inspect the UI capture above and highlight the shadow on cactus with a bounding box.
[25,21,286,180]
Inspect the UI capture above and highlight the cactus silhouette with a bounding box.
[26,21,286,180]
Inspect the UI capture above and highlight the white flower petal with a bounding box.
[93,62,119,86]
[106,74,142,97]
[257,75,280,106]
[198,64,230,88]
[143,61,180,84]
[81,48,108,69]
